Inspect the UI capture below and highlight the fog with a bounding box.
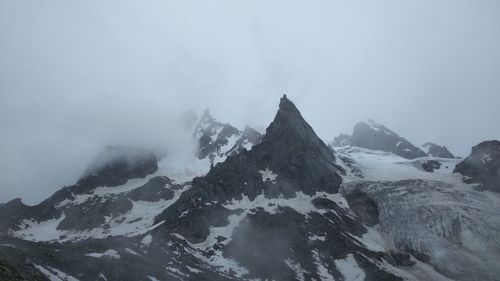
[1,0,499,204]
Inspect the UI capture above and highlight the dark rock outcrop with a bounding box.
[349,120,428,159]
[422,142,456,158]
[0,199,58,232]
[127,176,174,202]
[421,160,442,172]
[345,190,379,226]
[454,140,500,192]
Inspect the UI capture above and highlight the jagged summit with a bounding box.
[194,107,262,162]
[157,96,345,241]
[174,96,342,202]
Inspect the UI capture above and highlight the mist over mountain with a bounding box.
[1,0,500,204]
[1,95,499,281]
[1,1,500,280]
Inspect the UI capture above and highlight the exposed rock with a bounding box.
[345,190,379,226]
[225,126,263,156]
[349,119,428,159]
[421,160,442,172]
[127,176,174,202]
[422,142,456,158]
[454,140,500,192]
[387,251,416,267]
[0,199,59,232]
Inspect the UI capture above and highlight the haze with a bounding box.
[1,0,499,204]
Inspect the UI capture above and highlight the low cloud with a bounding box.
[1,0,499,203]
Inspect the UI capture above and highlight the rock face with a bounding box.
[422,142,456,158]
[421,160,442,172]
[194,109,262,162]
[454,140,500,192]
[349,120,428,159]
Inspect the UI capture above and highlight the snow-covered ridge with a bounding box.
[13,179,191,242]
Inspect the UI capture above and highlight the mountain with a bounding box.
[421,143,456,159]
[454,140,500,192]
[194,109,262,163]
[332,120,428,160]
[1,96,499,281]
[153,95,413,280]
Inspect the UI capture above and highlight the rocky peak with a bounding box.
[194,108,259,161]
[422,142,456,158]
[264,95,320,143]
[350,119,428,159]
[454,140,500,192]
[161,95,343,208]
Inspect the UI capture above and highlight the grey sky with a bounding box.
[1,0,499,204]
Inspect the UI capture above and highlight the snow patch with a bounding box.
[285,259,307,281]
[334,254,366,281]
[141,234,153,246]
[85,249,121,259]
[34,264,79,281]
[125,248,140,256]
[14,186,189,242]
[259,167,278,183]
[481,153,493,163]
[312,250,334,281]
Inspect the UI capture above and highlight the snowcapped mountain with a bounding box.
[194,109,262,163]
[0,96,499,281]
[421,143,456,159]
[332,119,428,160]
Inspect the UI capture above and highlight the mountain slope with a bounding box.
[333,120,428,160]
[421,143,456,159]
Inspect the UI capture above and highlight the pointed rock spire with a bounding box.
[263,94,327,148]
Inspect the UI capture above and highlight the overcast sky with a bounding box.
[1,0,499,204]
